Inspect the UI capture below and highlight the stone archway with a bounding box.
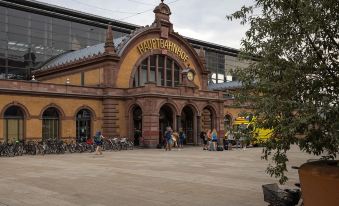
[180,105,197,145]
[159,104,174,147]
[201,105,217,131]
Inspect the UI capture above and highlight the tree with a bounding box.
[227,0,339,184]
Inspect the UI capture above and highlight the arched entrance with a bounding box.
[159,104,174,146]
[181,106,195,144]
[201,106,215,131]
[132,105,142,146]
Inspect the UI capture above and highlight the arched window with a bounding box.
[76,109,91,142]
[4,106,24,142]
[133,54,181,87]
[42,107,60,140]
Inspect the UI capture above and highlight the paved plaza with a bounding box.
[0,146,314,206]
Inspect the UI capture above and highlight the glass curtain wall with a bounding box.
[0,6,127,80]
[205,50,226,84]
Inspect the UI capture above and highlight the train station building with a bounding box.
[0,1,246,147]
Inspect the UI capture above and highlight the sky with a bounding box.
[37,0,254,49]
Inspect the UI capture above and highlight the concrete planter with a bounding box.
[299,160,339,206]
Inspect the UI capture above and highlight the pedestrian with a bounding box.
[164,127,173,151]
[223,131,228,150]
[207,129,212,151]
[211,128,218,151]
[178,128,186,149]
[200,130,207,150]
[94,131,104,155]
[172,130,179,148]
[227,130,234,151]
[238,123,247,150]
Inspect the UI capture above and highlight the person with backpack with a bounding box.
[178,128,186,149]
[94,131,104,155]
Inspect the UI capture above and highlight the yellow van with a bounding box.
[229,117,272,146]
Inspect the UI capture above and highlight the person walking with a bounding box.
[178,128,186,149]
[94,131,104,155]
[227,129,234,151]
[164,127,173,151]
[200,130,208,150]
[172,130,179,148]
[211,128,218,151]
[207,129,212,151]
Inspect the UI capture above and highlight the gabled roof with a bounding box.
[208,81,242,91]
[36,36,125,72]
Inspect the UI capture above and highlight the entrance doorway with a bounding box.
[159,105,173,146]
[201,107,214,131]
[132,106,142,146]
[181,106,194,144]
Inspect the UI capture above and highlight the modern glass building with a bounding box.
[0,0,245,82]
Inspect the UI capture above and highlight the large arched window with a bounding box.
[4,106,24,142]
[42,107,60,140]
[76,109,91,142]
[133,54,181,87]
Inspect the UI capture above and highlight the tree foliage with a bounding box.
[227,0,339,184]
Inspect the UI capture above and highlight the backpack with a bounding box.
[180,132,186,140]
[165,131,172,140]
[94,135,102,143]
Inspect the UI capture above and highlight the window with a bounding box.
[76,109,91,142]
[150,55,156,82]
[42,107,60,140]
[205,50,226,83]
[132,54,181,88]
[157,55,164,86]
[4,106,24,142]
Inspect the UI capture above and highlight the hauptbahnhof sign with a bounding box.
[136,38,189,62]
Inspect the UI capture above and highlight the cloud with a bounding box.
[37,0,254,49]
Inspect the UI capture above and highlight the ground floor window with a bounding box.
[42,107,60,140]
[4,106,24,142]
[76,109,91,142]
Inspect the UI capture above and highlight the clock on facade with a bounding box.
[187,71,194,81]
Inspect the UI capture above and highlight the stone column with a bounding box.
[176,115,181,131]
[142,113,159,148]
[102,98,119,137]
[197,116,201,145]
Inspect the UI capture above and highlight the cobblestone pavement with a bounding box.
[0,146,314,206]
